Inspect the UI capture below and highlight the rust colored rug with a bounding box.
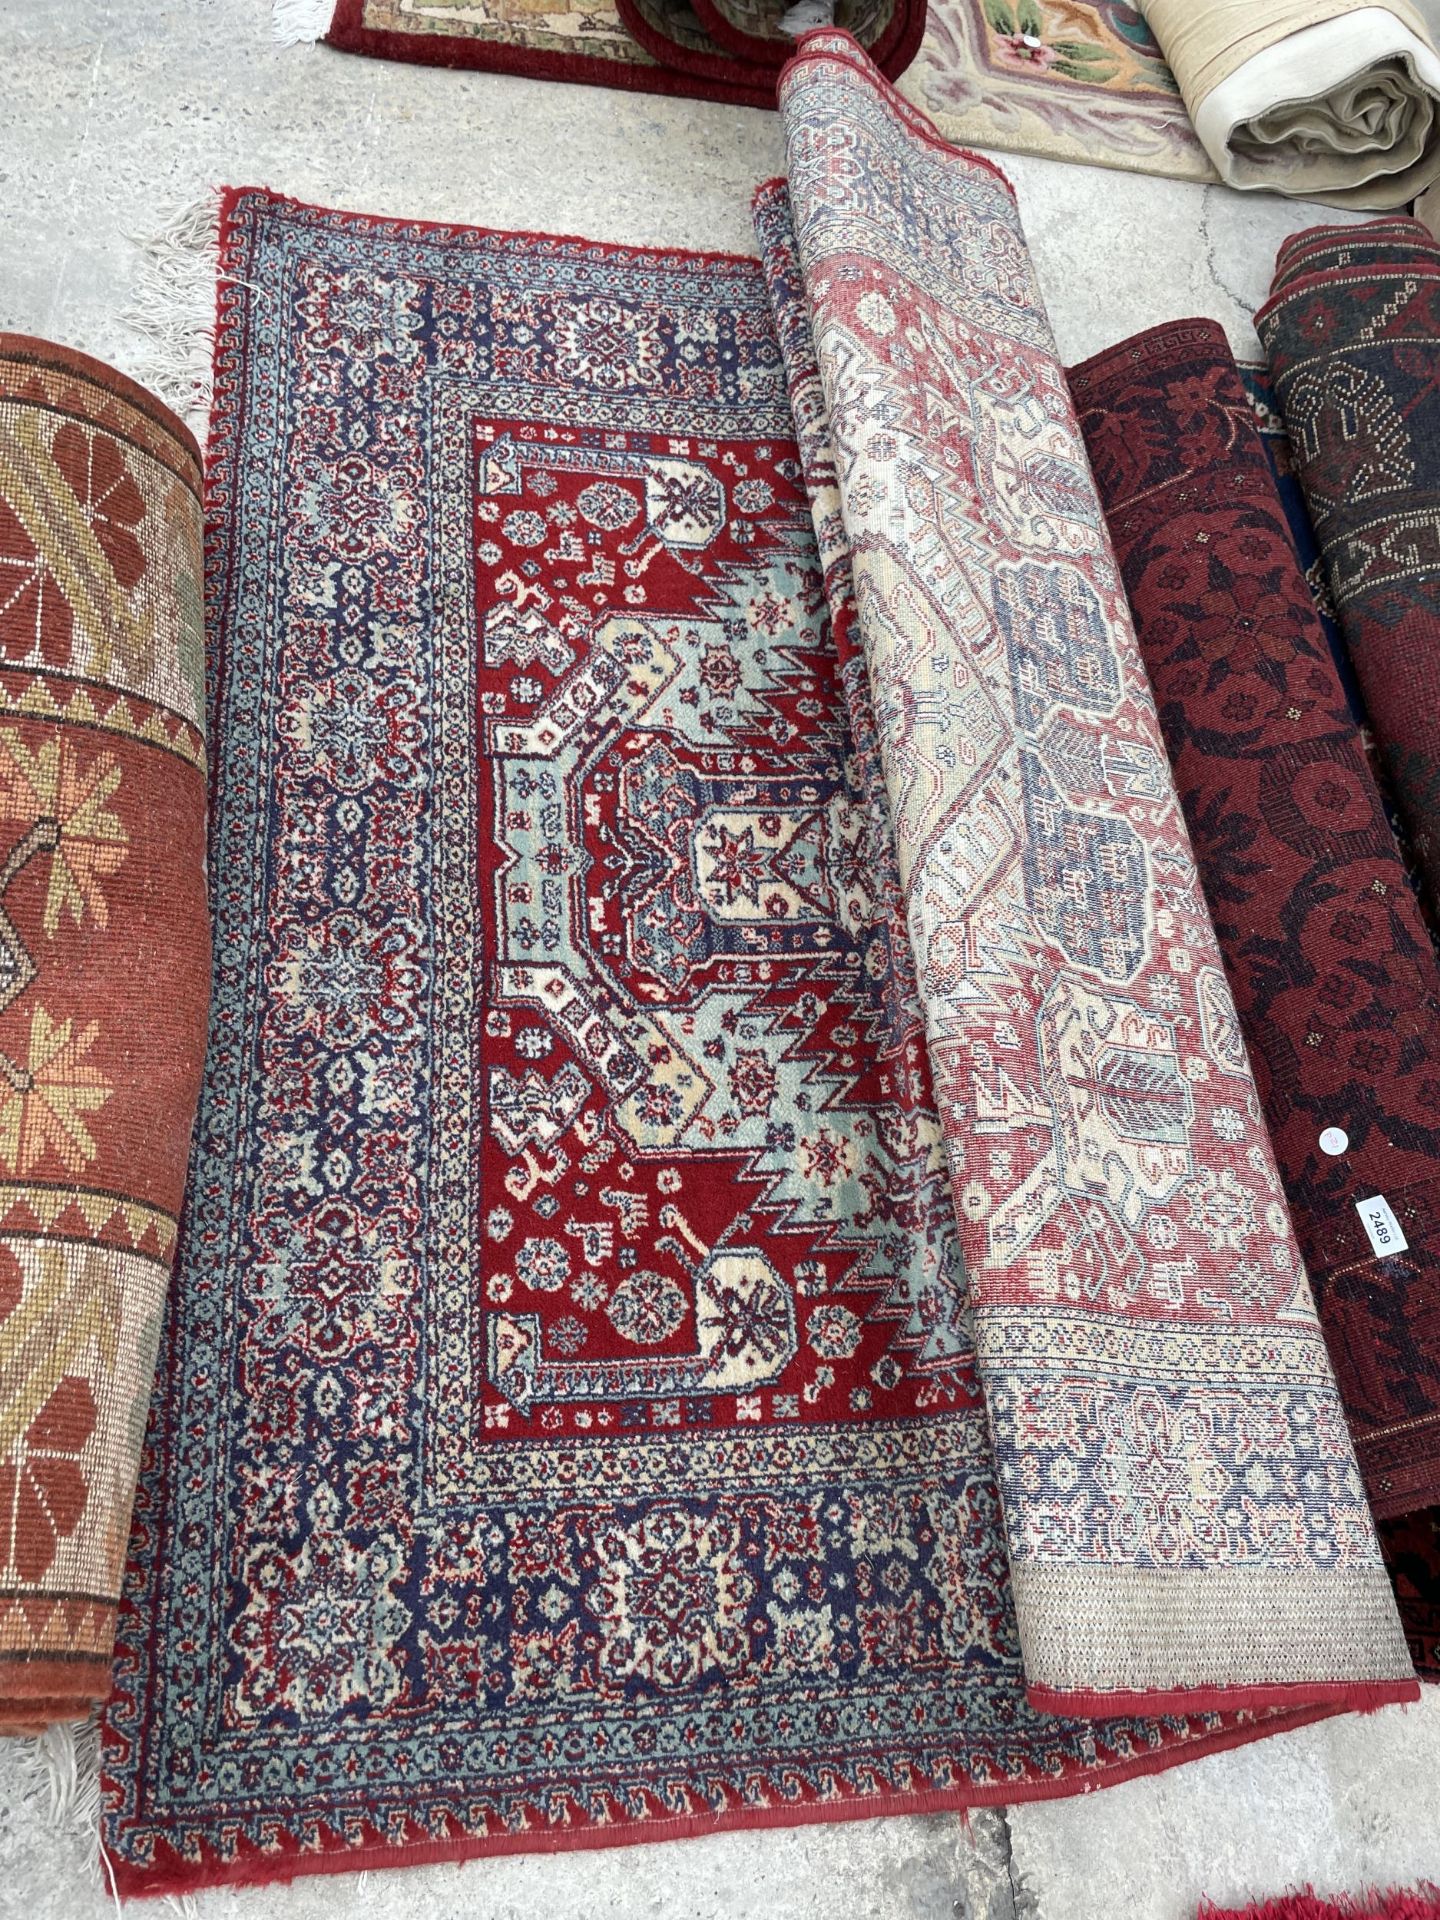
[323,0,925,106]
[0,338,210,1731]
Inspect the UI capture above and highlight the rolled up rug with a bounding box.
[775,29,1417,1719]
[1257,218,1440,926]
[1137,0,1440,207]
[0,338,210,1731]
[1269,218,1440,280]
[1383,1506,1440,1676]
[1070,317,1440,1672]
[676,0,921,77]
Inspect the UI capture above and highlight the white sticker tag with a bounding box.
[1356,1194,1409,1258]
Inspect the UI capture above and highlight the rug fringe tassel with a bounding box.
[18,1713,101,1840]
[18,1714,129,1917]
[120,194,224,439]
[273,0,333,44]
[15,1713,110,1892]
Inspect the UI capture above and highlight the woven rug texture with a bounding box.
[1071,317,1440,1671]
[1074,329,1440,1484]
[1256,221,1440,1677]
[776,32,1412,1718]
[898,0,1212,181]
[324,0,925,105]
[95,172,1330,1902]
[1258,220,1440,927]
[97,38,1418,1896]
[0,338,210,1732]
[1246,358,1440,1682]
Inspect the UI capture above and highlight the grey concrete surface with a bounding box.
[2,4,1439,1918]
[1009,1696,1440,1920]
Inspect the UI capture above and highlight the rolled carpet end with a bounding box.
[1139,0,1440,208]
[1257,217,1440,926]
[0,337,211,1733]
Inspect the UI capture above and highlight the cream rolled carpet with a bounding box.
[1138,0,1440,205]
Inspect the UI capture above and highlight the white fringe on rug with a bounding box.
[17,1714,209,1914]
[119,195,226,442]
[273,0,333,45]
[14,1712,124,1912]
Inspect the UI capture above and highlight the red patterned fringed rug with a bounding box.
[98,33,1420,1904]
[322,0,925,107]
[1070,321,1440,1681]
[94,179,1387,1898]
[98,39,1416,1898]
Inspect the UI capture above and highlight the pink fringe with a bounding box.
[1200,1890,1440,1920]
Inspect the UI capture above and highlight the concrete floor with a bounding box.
[4,3,1440,1915]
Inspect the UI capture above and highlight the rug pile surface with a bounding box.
[774,34,1413,1718]
[1253,221,1440,1672]
[94,35,1420,1898]
[1259,221,1440,924]
[1072,317,1440,1677]
[899,0,1212,182]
